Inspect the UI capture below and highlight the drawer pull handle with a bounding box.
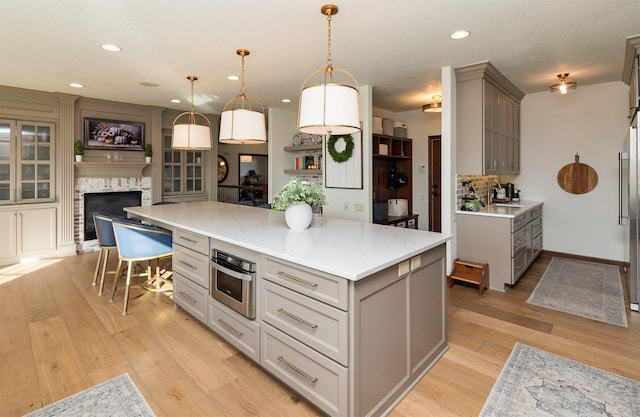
[217,319,243,337]
[277,355,318,383]
[277,308,318,329]
[179,291,197,304]
[277,271,318,288]
[178,235,198,244]
[178,260,197,270]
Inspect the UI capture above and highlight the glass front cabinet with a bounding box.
[162,130,206,200]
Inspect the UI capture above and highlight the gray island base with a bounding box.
[126,201,450,416]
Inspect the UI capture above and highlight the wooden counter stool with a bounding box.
[448,258,488,296]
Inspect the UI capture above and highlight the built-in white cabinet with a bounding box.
[457,203,543,291]
[456,62,524,175]
[0,206,56,262]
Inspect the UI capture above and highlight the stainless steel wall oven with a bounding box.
[211,249,256,319]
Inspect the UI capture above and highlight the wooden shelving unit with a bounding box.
[283,144,323,175]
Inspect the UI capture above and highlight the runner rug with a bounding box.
[527,257,627,327]
[24,373,155,417]
[479,343,640,416]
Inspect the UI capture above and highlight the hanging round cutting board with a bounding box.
[556,153,598,194]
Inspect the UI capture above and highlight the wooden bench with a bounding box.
[447,258,488,296]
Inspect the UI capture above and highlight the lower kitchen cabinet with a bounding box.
[209,300,261,363]
[457,202,543,291]
[0,206,56,263]
[172,228,210,324]
[261,243,447,417]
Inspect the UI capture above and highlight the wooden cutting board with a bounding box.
[556,154,598,194]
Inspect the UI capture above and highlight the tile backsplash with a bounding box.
[456,175,501,209]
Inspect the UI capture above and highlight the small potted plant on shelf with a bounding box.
[144,143,152,163]
[74,140,84,162]
[272,177,327,230]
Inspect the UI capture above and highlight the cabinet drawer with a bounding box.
[263,280,348,366]
[531,216,542,238]
[209,301,260,363]
[264,257,348,311]
[173,273,208,323]
[512,211,530,231]
[530,205,543,219]
[261,323,348,417]
[512,227,527,256]
[173,244,210,289]
[532,233,543,258]
[173,228,209,255]
[512,249,527,283]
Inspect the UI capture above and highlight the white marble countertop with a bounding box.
[125,201,450,281]
[455,200,543,218]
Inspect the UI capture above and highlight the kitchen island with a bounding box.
[456,200,543,290]
[126,201,450,417]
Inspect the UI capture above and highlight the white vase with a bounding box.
[145,156,152,163]
[284,202,312,230]
[75,155,82,162]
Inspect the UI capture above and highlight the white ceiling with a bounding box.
[1,0,639,115]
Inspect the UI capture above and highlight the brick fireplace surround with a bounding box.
[74,176,151,252]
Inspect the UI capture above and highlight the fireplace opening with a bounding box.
[84,191,142,240]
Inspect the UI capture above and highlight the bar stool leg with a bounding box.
[109,260,125,303]
[92,248,104,286]
[121,261,134,316]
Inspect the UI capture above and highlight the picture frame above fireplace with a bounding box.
[83,118,145,151]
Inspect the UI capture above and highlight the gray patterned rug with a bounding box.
[480,343,640,416]
[527,257,627,327]
[24,373,155,417]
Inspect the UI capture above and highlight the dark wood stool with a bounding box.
[448,258,488,296]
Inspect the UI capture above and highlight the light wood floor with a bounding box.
[1,253,638,417]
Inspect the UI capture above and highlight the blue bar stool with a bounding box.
[110,219,173,316]
[92,213,126,296]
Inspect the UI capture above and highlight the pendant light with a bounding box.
[219,49,266,144]
[172,75,212,149]
[549,73,577,94]
[298,4,361,136]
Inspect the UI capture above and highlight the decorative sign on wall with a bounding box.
[325,132,363,189]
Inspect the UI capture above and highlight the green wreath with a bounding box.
[327,134,354,163]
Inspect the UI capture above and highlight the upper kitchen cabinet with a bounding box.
[456,62,525,175]
[623,35,640,121]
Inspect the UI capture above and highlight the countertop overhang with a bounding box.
[456,200,543,218]
[126,201,450,281]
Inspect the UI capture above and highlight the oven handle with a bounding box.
[211,259,254,281]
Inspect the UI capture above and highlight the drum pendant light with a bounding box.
[172,76,212,149]
[298,4,361,136]
[219,49,266,144]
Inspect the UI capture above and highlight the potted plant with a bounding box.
[272,177,327,230]
[144,143,152,163]
[74,140,84,162]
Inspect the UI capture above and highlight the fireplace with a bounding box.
[84,191,142,240]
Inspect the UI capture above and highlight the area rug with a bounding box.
[527,257,627,327]
[25,373,155,417]
[479,343,640,416]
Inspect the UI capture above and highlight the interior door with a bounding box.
[428,135,442,232]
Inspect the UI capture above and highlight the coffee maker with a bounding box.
[502,183,515,200]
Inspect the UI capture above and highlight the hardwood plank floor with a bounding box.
[0,253,638,416]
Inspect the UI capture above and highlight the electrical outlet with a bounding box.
[419,165,426,172]
[411,255,421,270]
[398,260,410,276]
[344,202,349,210]
[355,203,364,212]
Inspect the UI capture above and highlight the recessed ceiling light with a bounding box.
[139,81,159,87]
[171,99,181,104]
[101,44,122,52]
[450,30,470,40]
[69,83,84,88]
[227,75,239,81]
[281,98,291,103]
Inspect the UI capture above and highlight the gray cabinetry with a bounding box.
[456,62,524,175]
[261,244,447,417]
[457,204,543,291]
[172,228,210,323]
[623,35,640,121]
